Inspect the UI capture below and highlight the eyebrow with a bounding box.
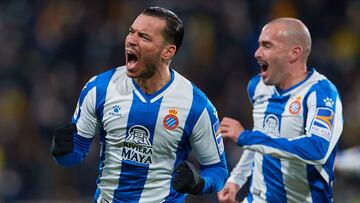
[259,40,272,46]
[129,26,150,35]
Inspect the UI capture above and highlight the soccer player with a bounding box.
[51,6,228,203]
[217,18,343,203]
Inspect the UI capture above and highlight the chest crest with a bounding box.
[163,109,179,130]
[289,96,302,115]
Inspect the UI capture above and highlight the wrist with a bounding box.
[190,176,205,194]
[237,130,251,146]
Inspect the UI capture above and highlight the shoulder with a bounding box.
[308,76,340,99]
[94,66,124,83]
[247,74,263,104]
[173,70,209,101]
[248,74,262,89]
[79,67,122,98]
[176,70,216,112]
[306,72,342,109]
[88,66,124,88]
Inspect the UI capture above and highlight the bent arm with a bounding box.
[54,133,93,167]
[239,83,343,165]
[199,154,228,193]
[237,130,330,165]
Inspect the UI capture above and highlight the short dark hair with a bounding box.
[142,6,184,53]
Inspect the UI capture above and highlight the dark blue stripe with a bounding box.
[308,143,338,203]
[95,69,117,119]
[113,93,162,202]
[199,154,228,193]
[165,84,206,202]
[262,155,286,203]
[262,93,289,202]
[93,188,100,203]
[247,192,253,202]
[92,69,116,189]
[307,165,333,202]
[72,79,96,123]
[246,173,253,202]
[247,75,261,104]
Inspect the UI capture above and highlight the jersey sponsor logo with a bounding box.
[213,120,224,154]
[121,125,153,164]
[127,125,151,146]
[310,107,334,141]
[263,114,280,137]
[109,105,122,117]
[163,109,179,130]
[289,96,301,114]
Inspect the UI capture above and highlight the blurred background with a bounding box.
[1,0,360,202]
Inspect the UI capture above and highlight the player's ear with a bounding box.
[289,46,301,63]
[162,44,176,61]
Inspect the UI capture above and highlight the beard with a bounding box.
[138,63,157,79]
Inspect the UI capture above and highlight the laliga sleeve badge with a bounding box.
[163,109,179,130]
[289,96,302,115]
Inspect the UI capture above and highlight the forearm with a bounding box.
[54,134,92,167]
[237,130,330,165]
[227,149,254,188]
[199,154,228,193]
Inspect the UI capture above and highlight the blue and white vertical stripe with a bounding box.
[71,66,226,203]
[231,69,343,203]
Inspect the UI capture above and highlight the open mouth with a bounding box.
[126,51,139,69]
[259,61,268,75]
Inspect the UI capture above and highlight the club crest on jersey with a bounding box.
[163,109,179,130]
[289,96,302,115]
[263,114,280,137]
[310,107,334,141]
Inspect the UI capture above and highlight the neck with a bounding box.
[135,66,171,94]
[279,64,307,90]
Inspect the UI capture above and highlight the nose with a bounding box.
[254,47,262,59]
[126,33,138,46]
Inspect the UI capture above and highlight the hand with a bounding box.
[217,182,240,203]
[220,117,244,144]
[51,123,77,157]
[172,160,204,194]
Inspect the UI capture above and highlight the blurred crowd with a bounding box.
[1,0,360,202]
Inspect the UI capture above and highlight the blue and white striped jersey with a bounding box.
[228,69,343,203]
[67,66,227,203]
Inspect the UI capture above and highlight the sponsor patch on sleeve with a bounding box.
[309,107,335,141]
[213,120,224,154]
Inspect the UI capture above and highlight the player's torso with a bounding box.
[252,85,309,139]
[97,68,194,202]
[249,71,324,202]
[101,81,191,166]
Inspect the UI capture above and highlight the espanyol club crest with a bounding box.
[163,109,179,130]
[289,96,302,115]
